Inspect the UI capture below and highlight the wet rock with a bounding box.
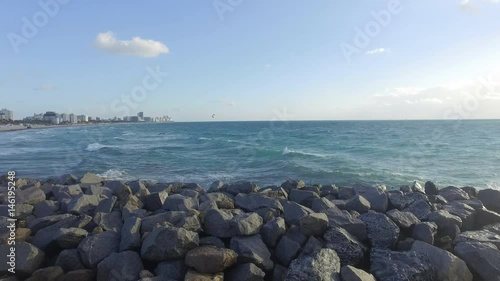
[370,248,436,281]
[97,251,144,281]
[454,242,500,281]
[226,181,257,195]
[360,211,400,249]
[412,240,472,281]
[324,226,366,267]
[275,236,301,266]
[0,242,45,277]
[226,263,265,281]
[185,245,238,273]
[286,248,341,281]
[163,194,199,212]
[281,200,314,226]
[439,186,470,202]
[412,222,438,245]
[299,212,328,236]
[340,265,376,281]
[345,195,371,214]
[235,193,283,212]
[230,234,273,271]
[424,181,438,195]
[120,216,142,251]
[386,209,420,230]
[141,225,199,262]
[353,184,388,213]
[78,230,121,268]
[230,212,263,236]
[477,189,500,213]
[55,249,85,272]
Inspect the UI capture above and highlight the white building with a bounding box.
[69,114,76,124]
[77,115,88,123]
[0,109,13,120]
[61,113,69,123]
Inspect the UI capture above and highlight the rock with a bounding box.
[97,251,144,281]
[93,211,123,232]
[27,266,64,281]
[323,207,367,242]
[360,211,400,249]
[55,249,85,272]
[427,210,462,230]
[352,184,388,213]
[203,208,235,238]
[484,223,500,235]
[94,195,117,214]
[261,217,286,248]
[456,198,484,210]
[14,204,33,219]
[286,248,341,281]
[33,200,59,218]
[155,260,187,280]
[387,190,423,210]
[281,200,314,226]
[28,213,73,234]
[140,211,187,234]
[226,263,265,281]
[311,197,335,212]
[163,194,199,211]
[475,208,500,228]
[386,209,420,230]
[285,225,308,246]
[108,181,133,202]
[120,216,142,251]
[439,186,470,201]
[477,189,500,213]
[199,236,225,248]
[185,245,238,273]
[454,242,500,281]
[289,189,319,206]
[273,264,288,281]
[338,187,355,200]
[179,214,202,232]
[66,194,103,214]
[55,227,88,248]
[345,195,371,214]
[59,269,96,281]
[281,179,305,193]
[208,180,225,192]
[255,207,280,222]
[56,174,79,185]
[78,230,121,268]
[235,193,283,212]
[461,186,478,198]
[412,222,438,245]
[144,191,168,211]
[275,236,301,266]
[14,228,31,242]
[404,199,434,220]
[230,212,263,236]
[425,181,438,195]
[411,240,472,281]
[31,214,91,251]
[139,270,154,279]
[443,202,476,231]
[226,181,257,195]
[128,180,147,194]
[230,234,273,271]
[340,265,376,281]
[454,229,500,248]
[299,212,328,236]
[17,186,46,205]
[0,242,45,277]
[201,192,235,209]
[141,225,199,262]
[324,226,366,267]
[397,238,415,251]
[80,173,103,184]
[184,269,223,281]
[411,181,425,193]
[370,249,436,281]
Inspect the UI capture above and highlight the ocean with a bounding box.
[1,120,499,189]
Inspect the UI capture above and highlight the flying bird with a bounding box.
[212,114,215,119]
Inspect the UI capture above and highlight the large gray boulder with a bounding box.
[17,186,46,205]
[230,234,273,271]
[275,236,301,266]
[31,214,91,251]
[120,216,141,252]
[184,269,223,281]
[33,200,59,218]
[200,192,235,209]
[66,194,103,214]
[345,195,371,214]
[230,212,263,236]
[286,248,341,281]
[97,251,144,281]
[412,222,438,245]
[424,181,438,195]
[140,211,187,234]
[360,211,400,249]
[93,211,123,232]
[203,208,235,238]
[477,189,500,213]
[235,193,283,212]
[55,249,85,272]
[404,199,434,220]
[454,229,500,248]
[370,249,436,281]
[443,202,476,231]
[454,242,500,281]
[282,200,314,226]
[28,213,73,234]
[155,260,187,280]
[386,209,420,230]
[55,227,88,248]
[141,225,199,262]
[280,179,305,193]
[185,245,238,274]
[323,207,367,242]
[78,230,120,268]
[324,227,366,267]
[163,194,199,212]
[411,240,472,281]
[0,242,45,277]
[144,191,168,211]
[225,263,265,281]
[353,184,388,213]
[340,265,376,281]
[289,189,319,206]
[79,172,103,184]
[94,195,117,214]
[28,266,64,281]
[439,186,470,201]
[260,217,286,248]
[475,208,500,228]
[427,210,462,230]
[226,181,257,195]
[299,213,328,236]
[311,197,335,212]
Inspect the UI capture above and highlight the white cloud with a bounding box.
[95,31,169,58]
[366,48,387,55]
[33,84,55,91]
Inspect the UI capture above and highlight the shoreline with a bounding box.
[1,173,499,280]
[0,122,156,134]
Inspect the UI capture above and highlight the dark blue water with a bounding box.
[1,120,499,189]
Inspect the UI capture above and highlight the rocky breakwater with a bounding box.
[1,173,500,281]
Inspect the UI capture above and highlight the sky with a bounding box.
[1,0,500,121]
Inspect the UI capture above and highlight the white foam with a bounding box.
[282,147,327,158]
[198,137,212,141]
[96,169,134,181]
[85,143,117,151]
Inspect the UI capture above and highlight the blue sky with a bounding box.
[1,0,500,121]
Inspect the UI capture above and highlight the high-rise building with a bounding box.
[43,111,59,124]
[138,112,144,119]
[61,113,69,122]
[69,114,76,124]
[0,109,13,120]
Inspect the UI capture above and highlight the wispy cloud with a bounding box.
[33,83,55,91]
[366,48,387,55]
[95,31,169,58]
[213,97,236,106]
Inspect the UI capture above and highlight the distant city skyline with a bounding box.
[1,1,500,121]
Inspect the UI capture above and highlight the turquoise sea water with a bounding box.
[1,120,499,189]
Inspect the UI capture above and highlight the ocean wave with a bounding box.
[198,137,212,141]
[282,147,327,158]
[113,137,126,140]
[121,130,135,136]
[85,143,119,152]
[97,169,135,181]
